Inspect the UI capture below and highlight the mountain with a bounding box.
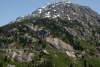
[0,1,100,67]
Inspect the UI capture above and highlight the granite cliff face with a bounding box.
[45,37,73,51]
[45,37,75,58]
[0,1,100,67]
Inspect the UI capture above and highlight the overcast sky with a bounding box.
[0,0,100,26]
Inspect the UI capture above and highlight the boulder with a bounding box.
[7,64,16,67]
[42,50,49,55]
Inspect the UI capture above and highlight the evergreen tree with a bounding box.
[4,56,7,62]
[0,62,3,67]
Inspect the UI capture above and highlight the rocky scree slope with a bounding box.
[0,1,100,67]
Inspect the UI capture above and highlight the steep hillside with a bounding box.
[0,1,100,67]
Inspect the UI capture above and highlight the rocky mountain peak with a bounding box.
[10,0,100,24]
[10,1,73,23]
[1,1,100,67]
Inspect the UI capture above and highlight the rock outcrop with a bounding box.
[45,37,73,51]
[41,50,49,55]
[45,37,75,58]
[24,24,49,39]
[9,50,35,62]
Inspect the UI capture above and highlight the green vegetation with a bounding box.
[0,17,100,67]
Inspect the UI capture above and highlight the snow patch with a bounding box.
[52,5,55,7]
[38,8,42,14]
[45,12,50,15]
[68,5,70,6]
[45,12,51,18]
[42,6,46,9]
[53,2,58,4]
[42,3,50,9]
[48,12,50,15]
[53,10,56,12]
[57,14,60,17]
[62,11,64,12]
[45,15,51,18]
[53,15,57,18]
[52,14,60,18]
[67,15,71,20]
[65,1,71,4]
[73,13,76,15]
